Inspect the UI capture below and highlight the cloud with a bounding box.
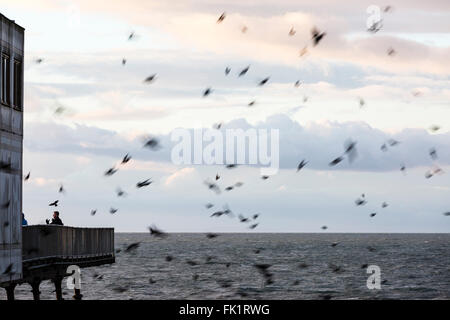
[24,115,450,173]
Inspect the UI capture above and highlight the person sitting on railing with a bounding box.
[46,211,64,226]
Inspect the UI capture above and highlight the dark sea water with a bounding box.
[2,233,449,300]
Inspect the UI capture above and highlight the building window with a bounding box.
[1,54,11,105]
[13,60,22,109]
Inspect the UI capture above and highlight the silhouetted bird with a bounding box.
[321,225,328,230]
[238,66,250,77]
[217,12,226,23]
[249,223,258,229]
[294,80,301,87]
[331,242,338,247]
[204,180,221,194]
[121,154,131,164]
[110,208,118,214]
[381,144,388,152]
[205,203,214,209]
[261,175,269,180]
[137,179,152,188]
[225,186,234,191]
[125,242,140,252]
[49,200,58,207]
[143,137,161,150]
[429,148,437,160]
[59,184,65,194]
[143,74,157,83]
[238,214,249,223]
[128,32,135,40]
[429,125,440,133]
[225,67,231,75]
[253,214,259,220]
[105,167,118,176]
[299,46,308,57]
[388,139,400,146]
[288,27,296,36]
[387,47,396,56]
[35,58,44,64]
[24,172,30,181]
[122,58,126,66]
[206,233,219,239]
[311,27,326,46]
[297,160,308,172]
[226,164,237,169]
[148,225,168,238]
[215,173,220,180]
[248,100,255,106]
[258,77,270,86]
[2,264,13,275]
[382,202,388,208]
[1,200,10,209]
[90,209,97,216]
[116,188,126,197]
[443,212,450,216]
[203,87,212,97]
[370,213,377,217]
[329,157,344,166]
[367,20,383,33]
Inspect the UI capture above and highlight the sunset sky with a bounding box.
[1,0,449,232]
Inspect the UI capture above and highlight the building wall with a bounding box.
[0,14,24,285]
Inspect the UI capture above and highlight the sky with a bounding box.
[1,0,449,232]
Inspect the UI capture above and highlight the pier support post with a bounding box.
[53,276,63,300]
[5,284,16,301]
[73,288,83,300]
[30,280,41,301]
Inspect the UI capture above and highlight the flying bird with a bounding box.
[429,148,438,160]
[203,87,212,97]
[143,74,157,84]
[370,213,377,217]
[387,47,396,56]
[294,80,301,87]
[258,77,270,86]
[329,156,344,166]
[311,27,326,46]
[116,188,126,197]
[105,167,118,176]
[367,20,383,33]
[90,209,97,216]
[248,100,256,107]
[35,58,44,64]
[206,233,219,239]
[110,208,118,214]
[261,175,269,180]
[297,160,308,172]
[125,242,140,252]
[241,26,248,33]
[143,137,161,150]
[288,27,296,36]
[238,66,250,77]
[121,154,132,164]
[299,46,308,57]
[122,58,126,66]
[382,202,389,208]
[429,125,440,133]
[215,173,220,180]
[24,172,30,181]
[217,12,226,23]
[204,180,221,194]
[148,225,168,238]
[205,203,214,209]
[49,200,59,207]
[58,184,65,194]
[128,32,135,40]
[249,223,258,229]
[225,67,231,75]
[136,179,152,188]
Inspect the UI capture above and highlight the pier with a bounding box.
[2,225,115,300]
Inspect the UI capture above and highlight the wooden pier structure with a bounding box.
[1,225,115,300]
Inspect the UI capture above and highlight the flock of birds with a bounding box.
[2,7,449,298]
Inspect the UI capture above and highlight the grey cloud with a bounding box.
[24,115,450,172]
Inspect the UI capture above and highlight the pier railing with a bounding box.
[22,225,115,272]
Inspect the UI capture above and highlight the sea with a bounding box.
[1,233,449,300]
